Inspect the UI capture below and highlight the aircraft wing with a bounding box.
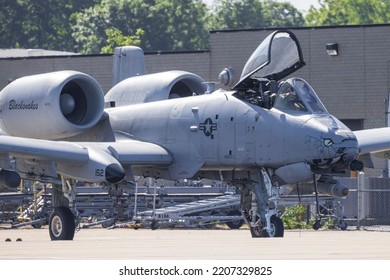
[0,135,89,162]
[0,135,172,185]
[354,127,390,155]
[354,127,390,168]
[84,140,173,166]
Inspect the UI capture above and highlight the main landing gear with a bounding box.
[239,169,284,238]
[49,207,75,240]
[49,177,77,241]
[48,171,285,240]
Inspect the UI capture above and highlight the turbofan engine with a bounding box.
[105,70,208,107]
[0,71,104,139]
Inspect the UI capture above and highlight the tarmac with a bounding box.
[0,227,390,260]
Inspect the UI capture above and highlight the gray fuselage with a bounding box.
[107,89,358,181]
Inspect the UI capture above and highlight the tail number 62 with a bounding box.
[95,168,104,177]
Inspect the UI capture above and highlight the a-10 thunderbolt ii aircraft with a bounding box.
[0,29,388,240]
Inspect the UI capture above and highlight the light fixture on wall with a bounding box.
[326,43,338,56]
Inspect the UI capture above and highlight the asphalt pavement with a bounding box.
[1,227,389,260]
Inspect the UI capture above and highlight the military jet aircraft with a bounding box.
[0,30,389,240]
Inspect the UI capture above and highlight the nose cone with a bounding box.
[105,163,125,183]
[331,129,360,170]
[304,116,359,171]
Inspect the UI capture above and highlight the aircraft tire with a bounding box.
[49,207,75,241]
[266,215,284,237]
[249,224,267,238]
[250,215,284,238]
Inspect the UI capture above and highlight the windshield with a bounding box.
[273,78,328,114]
[273,82,308,112]
[294,79,327,114]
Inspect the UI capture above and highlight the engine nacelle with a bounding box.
[0,71,104,139]
[105,70,207,107]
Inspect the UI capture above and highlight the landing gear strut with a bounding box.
[312,174,322,230]
[239,169,284,238]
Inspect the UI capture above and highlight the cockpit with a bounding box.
[231,30,328,115]
[273,78,327,114]
[234,77,328,114]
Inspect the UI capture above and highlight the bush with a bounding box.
[281,205,313,229]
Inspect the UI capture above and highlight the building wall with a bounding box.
[0,52,210,94]
[0,55,113,93]
[144,51,211,83]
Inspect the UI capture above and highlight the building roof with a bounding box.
[0,49,78,58]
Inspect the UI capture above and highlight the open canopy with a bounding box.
[234,30,305,89]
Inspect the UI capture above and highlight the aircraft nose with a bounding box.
[304,117,359,170]
[331,129,360,169]
[105,163,125,183]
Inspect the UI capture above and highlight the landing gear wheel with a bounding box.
[250,215,284,238]
[250,225,267,238]
[266,215,284,237]
[49,207,76,241]
[244,209,267,237]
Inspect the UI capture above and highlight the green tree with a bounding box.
[210,0,268,29]
[101,28,144,54]
[210,0,304,30]
[305,0,390,26]
[72,0,210,53]
[0,0,24,48]
[263,0,305,27]
[0,0,99,51]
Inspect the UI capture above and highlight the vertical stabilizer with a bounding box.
[112,46,145,86]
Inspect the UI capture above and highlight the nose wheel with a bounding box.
[248,214,284,237]
[240,169,284,238]
[266,215,284,237]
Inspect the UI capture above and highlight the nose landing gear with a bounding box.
[239,169,284,238]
